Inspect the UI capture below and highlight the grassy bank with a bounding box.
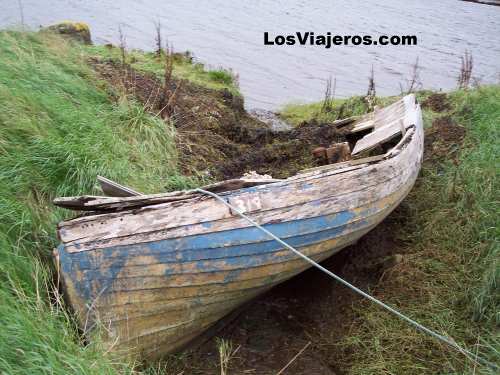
[278,88,499,373]
[0,30,202,374]
[85,44,239,94]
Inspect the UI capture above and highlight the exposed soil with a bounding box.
[421,92,451,113]
[90,57,349,180]
[90,58,467,374]
[424,115,466,163]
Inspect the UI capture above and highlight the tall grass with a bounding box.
[0,30,195,374]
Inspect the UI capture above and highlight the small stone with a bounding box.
[383,254,404,268]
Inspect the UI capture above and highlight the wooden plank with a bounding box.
[331,115,359,127]
[352,119,405,155]
[351,119,375,133]
[54,178,282,211]
[98,176,142,197]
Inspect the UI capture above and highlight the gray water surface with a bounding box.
[2,0,499,109]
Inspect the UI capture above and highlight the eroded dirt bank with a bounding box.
[91,57,354,180]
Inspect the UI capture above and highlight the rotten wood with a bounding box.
[325,142,351,163]
[98,175,142,197]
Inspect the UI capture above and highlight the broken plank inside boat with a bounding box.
[53,94,423,360]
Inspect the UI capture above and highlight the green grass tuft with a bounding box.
[206,69,234,85]
[279,95,397,126]
[0,30,197,374]
[85,45,239,94]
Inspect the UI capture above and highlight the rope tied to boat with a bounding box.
[195,188,498,371]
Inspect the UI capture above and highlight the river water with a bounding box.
[2,0,499,109]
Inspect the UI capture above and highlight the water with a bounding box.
[2,0,499,109]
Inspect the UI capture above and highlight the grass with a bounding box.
[279,95,397,126]
[0,30,199,374]
[85,44,240,95]
[281,87,499,373]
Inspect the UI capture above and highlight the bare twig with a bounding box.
[276,341,311,375]
[321,76,335,113]
[118,25,127,65]
[365,65,376,110]
[400,57,422,94]
[458,50,473,90]
[216,338,240,375]
[154,20,162,57]
[17,0,25,28]
[158,43,177,119]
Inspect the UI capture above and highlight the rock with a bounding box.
[248,108,292,131]
[383,254,404,268]
[44,21,92,44]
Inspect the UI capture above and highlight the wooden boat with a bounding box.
[54,94,423,359]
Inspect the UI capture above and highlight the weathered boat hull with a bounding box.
[55,95,423,359]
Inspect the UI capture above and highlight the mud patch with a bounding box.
[421,92,451,113]
[218,121,350,179]
[424,116,466,163]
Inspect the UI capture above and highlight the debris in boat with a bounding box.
[326,142,351,163]
[312,142,351,165]
[97,175,142,197]
[352,120,404,155]
[312,146,328,165]
[241,171,274,180]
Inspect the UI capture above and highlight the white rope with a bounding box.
[195,188,498,370]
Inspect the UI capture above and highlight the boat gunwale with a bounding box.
[63,165,417,254]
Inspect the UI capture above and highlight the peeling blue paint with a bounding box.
[58,204,387,303]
